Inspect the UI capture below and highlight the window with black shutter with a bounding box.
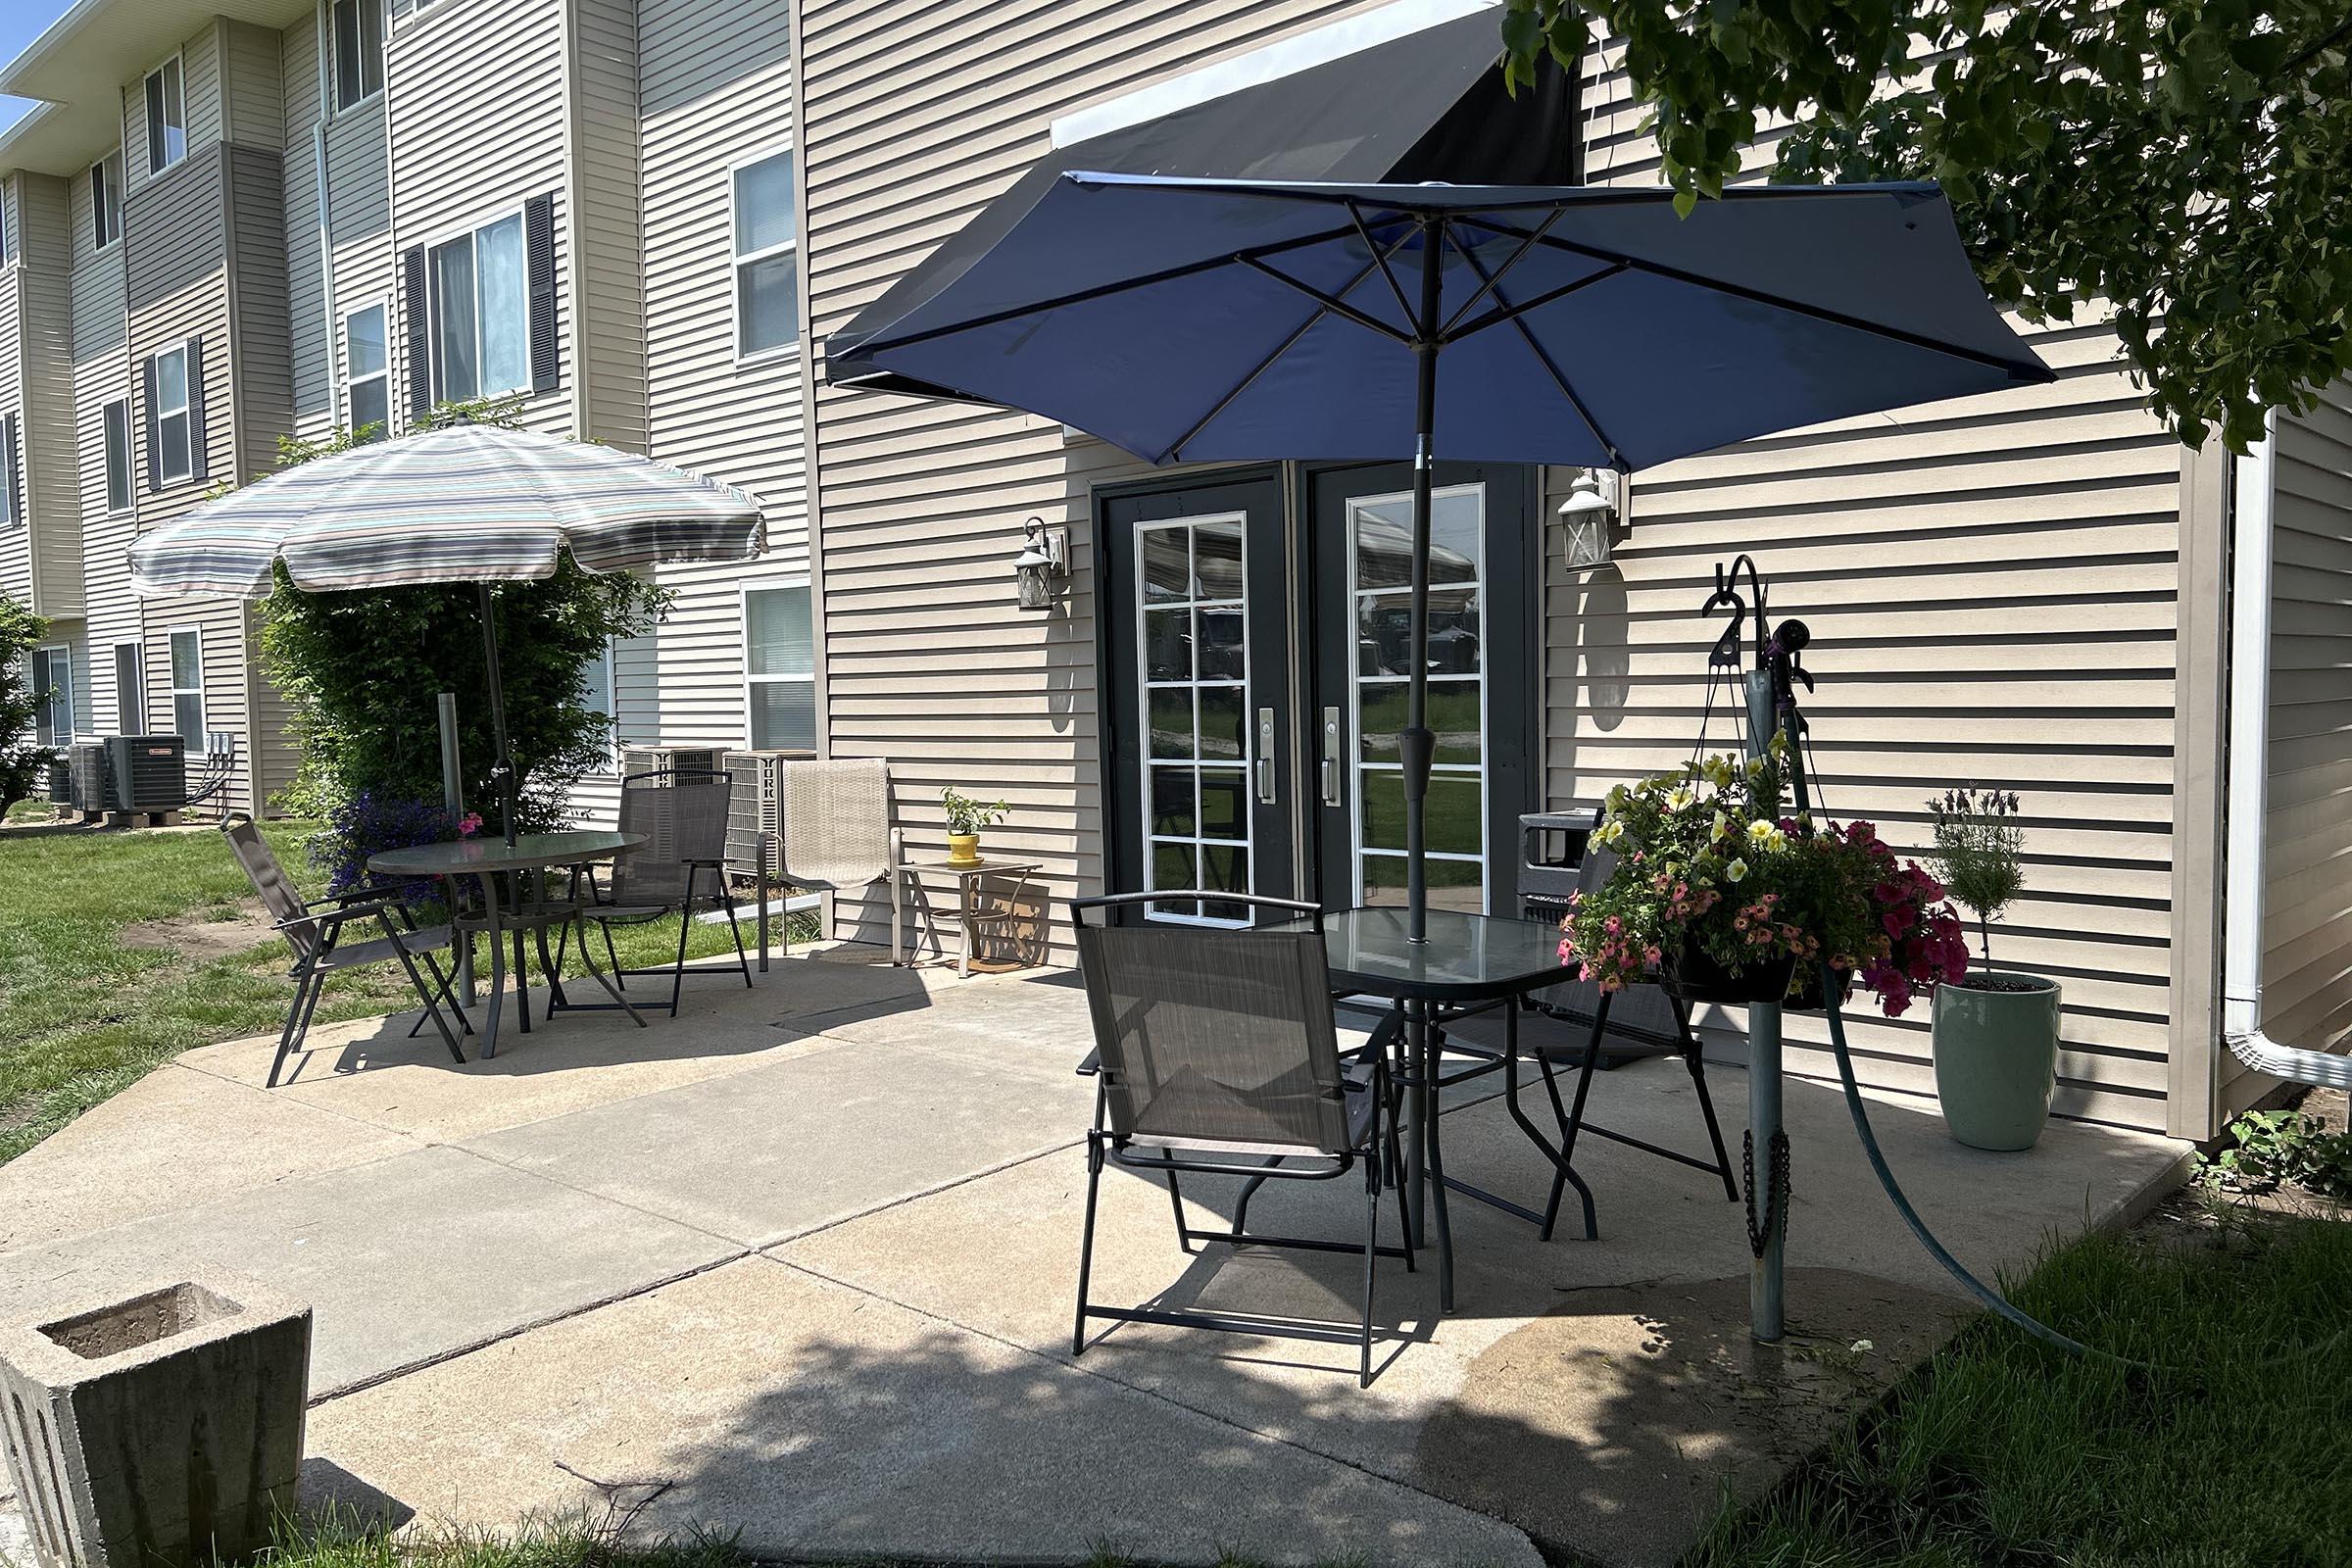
[526,192,559,395]
[401,245,431,420]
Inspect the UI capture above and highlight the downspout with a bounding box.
[314,0,339,429]
[2222,412,2352,1090]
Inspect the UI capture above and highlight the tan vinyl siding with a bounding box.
[70,155,136,733]
[801,0,1386,950]
[569,0,647,453]
[127,25,221,199]
[217,20,286,153]
[0,249,22,606]
[1531,35,2187,1130]
[2242,379,2352,1115]
[225,145,293,484]
[385,0,571,438]
[7,172,85,620]
[282,12,330,434]
[617,0,805,806]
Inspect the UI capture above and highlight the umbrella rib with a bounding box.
[1464,216,2051,378]
[1237,256,1414,345]
[1346,200,1420,333]
[1160,225,1420,465]
[1448,233,1628,470]
[847,220,1366,358]
[1441,261,1628,345]
[1438,207,1564,338]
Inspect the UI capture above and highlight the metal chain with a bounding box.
[1740,1127,1791,1259]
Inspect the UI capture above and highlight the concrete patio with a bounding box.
[0,944,2189,1568]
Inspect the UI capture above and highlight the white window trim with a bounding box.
[422,203,534,404]
[740,579,816,752]
[166,626,205,743]
[339,299,392,436]
[90,150,123,251]
[112,639,144,732]
[578,638,619,774]
[31,645,74,746]
[145,52,188,177]
[728,142,800,368]
[102,396,133,514]
[330,0,387,115]
[154,339,194,485]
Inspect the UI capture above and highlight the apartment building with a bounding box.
[0,0,815,819]
[5,0,2347,1141]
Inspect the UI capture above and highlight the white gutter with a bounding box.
[2222,411,2352,1089]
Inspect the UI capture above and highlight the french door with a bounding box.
[1101,463,1537,922]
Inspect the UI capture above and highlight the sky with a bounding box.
[0,0,71,137]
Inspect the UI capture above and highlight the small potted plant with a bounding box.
[941,786,1009,867]
[1926,787,2060,1151]
[1559,742,1969,1016]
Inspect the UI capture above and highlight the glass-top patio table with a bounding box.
[370,830,648,1059]
[1276,906,1591,1312]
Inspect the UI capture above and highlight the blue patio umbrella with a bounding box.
[831,175,2053,940]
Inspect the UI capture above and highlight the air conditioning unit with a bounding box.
[723,750,800,874]
[620,746,723,782]
[106,734,187,811]
[46,758,74,804]
[68,741,110,811]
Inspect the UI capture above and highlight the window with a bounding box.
[1,412,17,526]
[576,642,616,767]
[29,648,73,746]
[743,585,814,751]
[145,57,186,175]
[113,643,143,733]
[101,399,132,513]
[153,344,192,483]
[732,149,799,359]
[429,214,528,402]
[343,304,390,439]
[169,630,204,747]
[91,151,122,248]
[332,0,384,111]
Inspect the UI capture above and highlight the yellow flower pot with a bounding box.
[946,832,983,867]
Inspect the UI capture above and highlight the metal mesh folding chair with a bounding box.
[221,812,466,1088]
[577,769,751,1016]
[1070,893,1411,1388]
[1514,843,1740,1239]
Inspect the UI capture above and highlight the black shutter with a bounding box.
[525,191,559,396]
[2,413,19,527]
[142,355,161,494]
[402,244,431,420]
[185,337,208,484]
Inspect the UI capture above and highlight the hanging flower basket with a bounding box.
[1784,961,1856,1013]
[1662,945,1796,1004]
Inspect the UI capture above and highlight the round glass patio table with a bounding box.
[1275,906,1583,1312]
[370,831,648,1059]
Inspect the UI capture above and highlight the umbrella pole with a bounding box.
[478,583,519,849]
[1401,214,1445,947]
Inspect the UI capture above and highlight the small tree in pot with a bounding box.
[1926,788,2061,1151]
[942,786,1009,867]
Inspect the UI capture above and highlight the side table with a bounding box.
[890,836,1044,977]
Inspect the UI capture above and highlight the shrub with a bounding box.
[1927,785,2029,972]
[308,791,481,903]
[0,596,59,819]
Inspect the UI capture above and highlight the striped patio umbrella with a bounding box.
[130,423,764,844]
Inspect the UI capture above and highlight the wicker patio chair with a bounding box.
[220,812,466,1089]
[577,768,751,1016]
[1069,893,1411,1388]
[1513,842,1740,1239]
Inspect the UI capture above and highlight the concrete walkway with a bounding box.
[0,946,2189,1567]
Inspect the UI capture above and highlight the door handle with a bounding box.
[1321,706,1344,807]
[1255,708,1277,804]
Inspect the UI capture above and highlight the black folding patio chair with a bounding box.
[1069,893,1412,1388]
[1514,843,1740,1239]
[576,768,752,1016]
[220,812,467,1088]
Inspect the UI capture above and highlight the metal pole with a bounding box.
[1400,213,1445,946]
[437,692,475,1007]
[1744,666,1786,1342]
[476,582,519,848]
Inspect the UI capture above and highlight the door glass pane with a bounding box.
[1348,484,1489,912]
[432,235,478,401]
[1136,514,1253,925]
[475,217,528,395]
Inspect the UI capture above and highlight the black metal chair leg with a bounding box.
[1232,1156,1282,1237]
[1074,1135,1105,1356]
[668,866,697,1018]
[719,882,753,987]
[1165,1165,1193,1254]
[604,920,625,990]
[384,924,466,1065]
[267,965,322,1089]
[1360,1153,1380,1388]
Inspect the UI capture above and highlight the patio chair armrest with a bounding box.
[279,898,404,933]
[1348,1006,1404,1065]
[1075,1047,1102,1077]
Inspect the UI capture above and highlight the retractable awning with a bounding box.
[825,8,1573,399]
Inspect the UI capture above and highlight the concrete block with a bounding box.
[0,1273,312,1568]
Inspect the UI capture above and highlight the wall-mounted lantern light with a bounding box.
[1014,515,1071,610]
[1558,469,1619,569]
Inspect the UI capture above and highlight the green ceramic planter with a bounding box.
[1931,972,2062,1151]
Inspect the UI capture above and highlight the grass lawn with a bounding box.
[1692,1201,2352,1567]
[0,818,791,1166]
